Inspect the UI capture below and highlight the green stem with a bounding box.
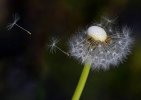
[72,63,91,100]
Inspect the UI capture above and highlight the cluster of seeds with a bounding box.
[69,18,133,70]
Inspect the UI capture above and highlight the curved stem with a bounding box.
[72,63,91,100]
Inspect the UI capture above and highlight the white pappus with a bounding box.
[7,14,31,35]
[48,37,69,56]
[69,18,133,70]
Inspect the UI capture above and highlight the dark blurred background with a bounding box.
[0,0,141,100]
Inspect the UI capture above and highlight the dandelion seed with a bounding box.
[7,14,31,35]
[102,16,117,25]
[48,38,69,56]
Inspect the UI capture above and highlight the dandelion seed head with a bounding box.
[69,17,133,70]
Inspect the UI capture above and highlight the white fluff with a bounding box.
[69,18,133,70]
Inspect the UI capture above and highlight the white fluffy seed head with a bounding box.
[69,18,133,70]
[87,26,107,42]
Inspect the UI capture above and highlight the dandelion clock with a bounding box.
[48,18,134,100]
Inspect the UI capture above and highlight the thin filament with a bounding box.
[15,24,31,35]
[55,46,70,56]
